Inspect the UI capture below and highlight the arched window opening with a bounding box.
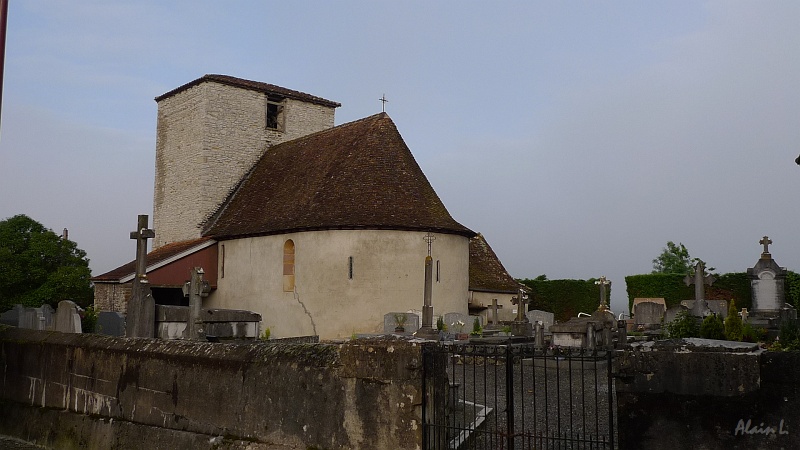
[283,240,295,292]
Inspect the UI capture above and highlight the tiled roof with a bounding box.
[469,233,522,293]
[91,237,215,282]
[154,74,341,108]
[203,113,475,239]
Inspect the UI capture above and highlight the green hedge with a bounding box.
[625,272,753,313]
[519,278,608,323]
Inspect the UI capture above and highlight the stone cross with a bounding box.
[183,267,211,340]
[760,236,772,256]
[595,276,611,311]
[415,233,438,339]
[511,288,529,322]
[684,261,715,301]
[490,298,499,325]
[126,214,156,338]
[130,214,155,281]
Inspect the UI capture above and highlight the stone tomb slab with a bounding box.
[0,305,24,327]
[97,311,126,337]
[526,310,554,330]
[19,305,55,330]
[383,312,420,334]
[633,301,666,328]
[53,300,82,333]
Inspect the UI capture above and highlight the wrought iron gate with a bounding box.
[422,343,616,449]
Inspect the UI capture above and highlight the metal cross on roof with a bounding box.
[379,93,388,112]
[423,232,436,256]
[760,235,772,254]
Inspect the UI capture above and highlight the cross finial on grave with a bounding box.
[511,288,529,321]
[684,260,714,301]
[595,276,611,311]
[423,232,436,257]
[379,94,388,112]
[760,235,772,256]
[130,215,155,281]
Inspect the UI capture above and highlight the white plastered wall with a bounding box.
[207,230,470,339]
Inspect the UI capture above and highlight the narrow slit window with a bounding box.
[436,260,440,283]
[283,240,295,292]
[266,96,285,131]
[220,244,225,278]
[348,256,354,280]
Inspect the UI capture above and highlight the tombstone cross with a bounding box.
[511,288,529,322]
[595,276,611,311]
[684,261,715,301]
[130,214,155,280]
[760,236,772,255]
[490,298,500,325]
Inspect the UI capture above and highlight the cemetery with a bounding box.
[2,233,800,449]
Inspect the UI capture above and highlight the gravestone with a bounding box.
[443,312,469,333]
[126,215,156,338]
[383,312,420,334]
[0,304,23,326]
[526,310,554,330]
[19,305,55,330]
[747,236,787,314]
[633,302,666,329]
[97,311,126,336]
[683,261,714,317]
[53,300,82,333]
[663,305,689,325]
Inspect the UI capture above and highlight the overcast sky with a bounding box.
[1,1,799,313]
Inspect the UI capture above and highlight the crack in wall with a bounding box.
[293,288,317,336]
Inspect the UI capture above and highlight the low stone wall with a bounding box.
[0,325,425,450]
[617,339,800,449]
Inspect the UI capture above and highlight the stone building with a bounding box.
[467,233,525,323]
[94,75,489,339]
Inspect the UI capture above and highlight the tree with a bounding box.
[0,215,93,311]
[724,299,743,341]
[652,241,713,275]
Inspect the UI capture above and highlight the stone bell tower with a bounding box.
[151,74,340,248]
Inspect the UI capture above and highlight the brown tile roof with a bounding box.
[154,74,341,108]
[469,233,522,293]
[203,113,475,239]
[91,237,215,282]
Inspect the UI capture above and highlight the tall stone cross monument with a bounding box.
[511,288,532,337]
[126,215,156,338]
[415,232,439,339]
[684,261,715,317]
[595,276,611,312]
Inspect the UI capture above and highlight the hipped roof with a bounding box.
[203,113,474,239]
[155,74,341,108]
[469,233,523,293]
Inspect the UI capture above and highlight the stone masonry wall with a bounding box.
[616,341,800,449]
[0,326,424,450]
[152,80,336,248]
[93,282,131,313]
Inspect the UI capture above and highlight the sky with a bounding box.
[1,1,799,314]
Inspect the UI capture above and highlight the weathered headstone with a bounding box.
[444,312,469,333]
[633,302,666,329]
[526,310,554,330]
[488,298,501,327]
[0,304,23,326]
[53,300,82,333]
[383,312,420,334]
[183,267,211,340]
[511,288,533,336]
[19,305,54,330]
[97,311,126,336]
[683,261,714,317]
[126,214,156,338]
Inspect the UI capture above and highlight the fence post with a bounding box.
[607,350,615,449]
[506,344,515,450]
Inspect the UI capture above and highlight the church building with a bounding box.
[94,75,517,339]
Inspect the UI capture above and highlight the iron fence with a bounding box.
[422,342,616,450]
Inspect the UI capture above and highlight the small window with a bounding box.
[283,240,295,292]
[266,96,285,131]
[220,244,225,278]
[436,260,440,283]
[348,256,354,280]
